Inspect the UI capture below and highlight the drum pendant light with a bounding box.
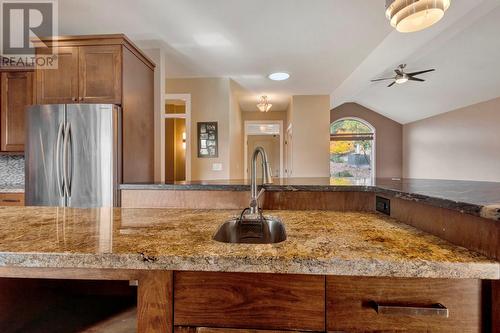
[386,0,451,33]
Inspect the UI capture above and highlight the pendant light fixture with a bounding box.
[257,96,272,112]
[386,0,451,33]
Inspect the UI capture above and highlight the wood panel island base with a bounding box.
[0,268,492,333]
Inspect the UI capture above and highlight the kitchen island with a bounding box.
[0,206,498,332]
[121,177,500,221]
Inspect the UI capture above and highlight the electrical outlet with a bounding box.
[212,163,222,171]
[376,196,391,215]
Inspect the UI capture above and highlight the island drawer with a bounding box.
[0,193,24,206]
[174,272,325,332]
[326,276,483,332]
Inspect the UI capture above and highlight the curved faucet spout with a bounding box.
[250,146,273,214]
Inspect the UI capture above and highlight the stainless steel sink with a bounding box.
[213,216,287,244]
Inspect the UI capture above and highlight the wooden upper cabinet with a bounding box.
[35,47,79,104]
[1,71,34,152]
[78,45,122,104]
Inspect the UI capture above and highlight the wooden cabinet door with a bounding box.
[1,71,33,152]
[78,45,122,104]
[326,276,482,332]
[35,47,79,104]
[0,193,24,206]
[174,272,325,332]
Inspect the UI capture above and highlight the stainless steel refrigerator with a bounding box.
[25,104,121,208]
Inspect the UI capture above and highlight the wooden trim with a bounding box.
[175,328,306,333]
[330,135,374,141]
[264,191,375,211]
[138,270,173,333]
[121,190,250,209]
[0,267,141,280]
[0,67,34,72]
[0,151,24,156]
[122,43,155,70]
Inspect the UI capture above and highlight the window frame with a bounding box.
[330,117,376,180]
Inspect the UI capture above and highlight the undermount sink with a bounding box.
[213,216,287,244]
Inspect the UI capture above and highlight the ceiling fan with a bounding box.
[371,64,435,87]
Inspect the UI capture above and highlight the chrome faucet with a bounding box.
[249,146,273,214]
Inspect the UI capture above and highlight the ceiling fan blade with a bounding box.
[388,81,396,87]
[407,69,435,76]
[408,76,425,82]
[371,78,394,82]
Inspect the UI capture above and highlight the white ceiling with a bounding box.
[332,0,500,124]
[58,0,500,120]
[58,0,392,111]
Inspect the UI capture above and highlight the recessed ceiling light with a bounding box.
[268,72,290,81]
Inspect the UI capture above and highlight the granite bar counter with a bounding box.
[120,178,500,221]
[0,206,497,279]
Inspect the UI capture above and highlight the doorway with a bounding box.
[164,94,191,182]
[244,121,284,179]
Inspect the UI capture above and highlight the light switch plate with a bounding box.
[212,163,223,171]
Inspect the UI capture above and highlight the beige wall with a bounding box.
[289,95,331,177]
[242,110,287,123]
[229,80,244,179]
[331,103,403,179]
[403,97,500,182]
[166,78,231,180]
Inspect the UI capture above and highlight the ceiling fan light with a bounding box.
[395,76,409,84]
[386,0,450,33]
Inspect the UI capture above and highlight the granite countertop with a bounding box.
[120,178,500,221]
[0,184,24,193]
[0,207,497,279]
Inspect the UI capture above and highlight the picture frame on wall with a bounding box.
[197,122,218,158]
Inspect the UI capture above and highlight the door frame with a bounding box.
[163,94,192,181]
[244,120,284,180]
[285,123,292,178]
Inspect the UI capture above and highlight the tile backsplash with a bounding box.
[0,155,24,185]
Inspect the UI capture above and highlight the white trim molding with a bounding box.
[164,94,192,181]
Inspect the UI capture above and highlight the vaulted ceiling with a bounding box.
[58,0,500,122]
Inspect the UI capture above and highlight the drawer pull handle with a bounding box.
[372,302,449,318]
[2,199,21,203]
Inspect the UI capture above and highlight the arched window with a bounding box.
[330,118,375,179]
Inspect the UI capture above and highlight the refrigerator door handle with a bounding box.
[63,122,72,198]
[55,121,65,198]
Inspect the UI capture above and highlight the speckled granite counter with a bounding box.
[0,184,24,193]
[0,207,497,279]
[120,178,500,221]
